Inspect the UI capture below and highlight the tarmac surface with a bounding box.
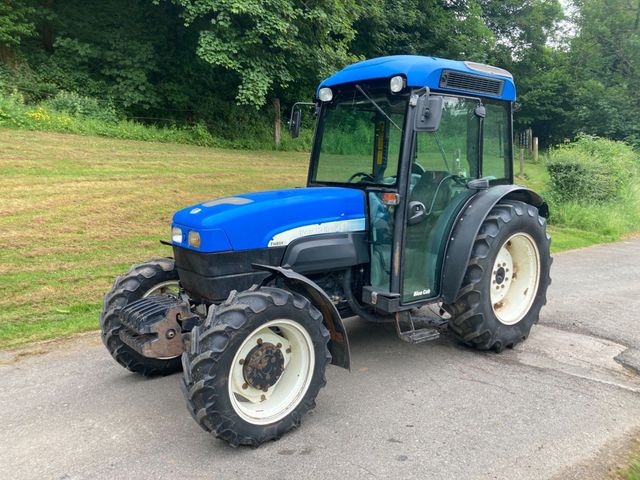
[1,238,639,480]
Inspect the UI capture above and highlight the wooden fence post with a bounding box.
[519,148,525,177]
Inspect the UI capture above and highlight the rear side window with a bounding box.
[483,101,510,181]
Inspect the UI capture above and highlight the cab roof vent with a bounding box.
[439,70,504,96]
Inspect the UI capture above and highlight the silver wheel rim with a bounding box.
[228,319,315,425]
[490,233,541,325]
[143,280,180,298]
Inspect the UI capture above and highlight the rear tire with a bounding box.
[445,200,552,352]
[182,286,331,447]
[100,258,183,376]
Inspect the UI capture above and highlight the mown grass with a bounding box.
[0,129,637,349]
[0,128,309,348]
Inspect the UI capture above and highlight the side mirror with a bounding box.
[288,107,301,138]
[413,95,444,132]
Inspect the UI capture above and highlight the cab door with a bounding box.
[400,96,481,303]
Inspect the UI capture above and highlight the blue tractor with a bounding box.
[100,55,551,446]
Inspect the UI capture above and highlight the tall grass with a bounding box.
[544,136,640,245]
[0,91,313,151]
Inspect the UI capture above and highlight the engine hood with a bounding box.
[171,187,366,252]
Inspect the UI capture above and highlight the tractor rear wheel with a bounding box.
[445,200,551,352]
[182,286,330,447]
[100,258,183,376]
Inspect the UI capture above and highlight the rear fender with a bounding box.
[253,264,351,370]
[440,185,548,305]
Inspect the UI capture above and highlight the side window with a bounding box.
[414,97,477,177]
[483,102,510,181]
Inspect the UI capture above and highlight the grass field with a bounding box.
[0,129,308,349]
[0,128,635,349]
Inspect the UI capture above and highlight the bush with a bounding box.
[43,91,118,123]
[0,92,30,127]
[546,135,638,202]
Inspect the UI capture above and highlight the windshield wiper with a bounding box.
[355,84,401,131]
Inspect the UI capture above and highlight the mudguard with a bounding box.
[440,185,548,305]
[253,264,351,370]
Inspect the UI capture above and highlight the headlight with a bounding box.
[188,230,201,248]
[171,227,182,243]
[318,87,333,102]
[390,75,405,93]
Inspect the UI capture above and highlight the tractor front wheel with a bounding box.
[100,258,183,376]
[445,200,552,352]
[182,286,330,447]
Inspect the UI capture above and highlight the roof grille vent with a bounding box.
[439,70,504,96]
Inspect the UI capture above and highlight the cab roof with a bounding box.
[319,55,516,102]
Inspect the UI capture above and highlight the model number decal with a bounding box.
[413,289,431,296]
[268,218,366,247]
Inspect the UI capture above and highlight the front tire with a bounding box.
[182,286,331,447]
[445,200,552,352]
[100,258,183,376]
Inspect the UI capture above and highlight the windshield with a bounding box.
[310,90,408,186]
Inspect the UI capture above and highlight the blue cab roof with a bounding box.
[319,55,516,101]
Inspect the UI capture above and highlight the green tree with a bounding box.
[477,0,566,146]
[172,0,363,144]
[352,0,494,61]
[0,0,37,64]
[568,0,640,145]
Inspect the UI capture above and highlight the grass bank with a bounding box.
[0,129,638,349]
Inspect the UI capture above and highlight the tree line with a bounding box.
[1,0,639,148]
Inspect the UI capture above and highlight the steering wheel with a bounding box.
[347,171,376,183]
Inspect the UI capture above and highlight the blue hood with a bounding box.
[172,187,366,252]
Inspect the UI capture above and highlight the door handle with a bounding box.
[407,201,427,225]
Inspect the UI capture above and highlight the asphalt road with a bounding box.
[1,239,639,480]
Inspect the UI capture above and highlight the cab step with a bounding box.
[397,328,440,344]
[394,312,443,344]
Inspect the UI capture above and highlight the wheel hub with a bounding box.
[242,341,285,391]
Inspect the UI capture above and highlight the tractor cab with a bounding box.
[294,55,515,310]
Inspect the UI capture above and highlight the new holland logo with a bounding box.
[413,289,431,297]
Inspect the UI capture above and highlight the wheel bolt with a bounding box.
[286,347,292,354]
[276,342,282,349]
[242,383,248,390]
[239,358,245,365]
[257,338,263,345]
[260,394,266,402]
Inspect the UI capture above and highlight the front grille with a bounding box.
[439,70,504,96]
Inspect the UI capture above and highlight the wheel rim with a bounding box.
[228,319,315,425]
[143,280,180,298]
[490,233,541,325]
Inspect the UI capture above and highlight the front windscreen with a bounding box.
[311,89,408,186]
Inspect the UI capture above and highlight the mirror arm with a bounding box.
[288,102,315,128]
